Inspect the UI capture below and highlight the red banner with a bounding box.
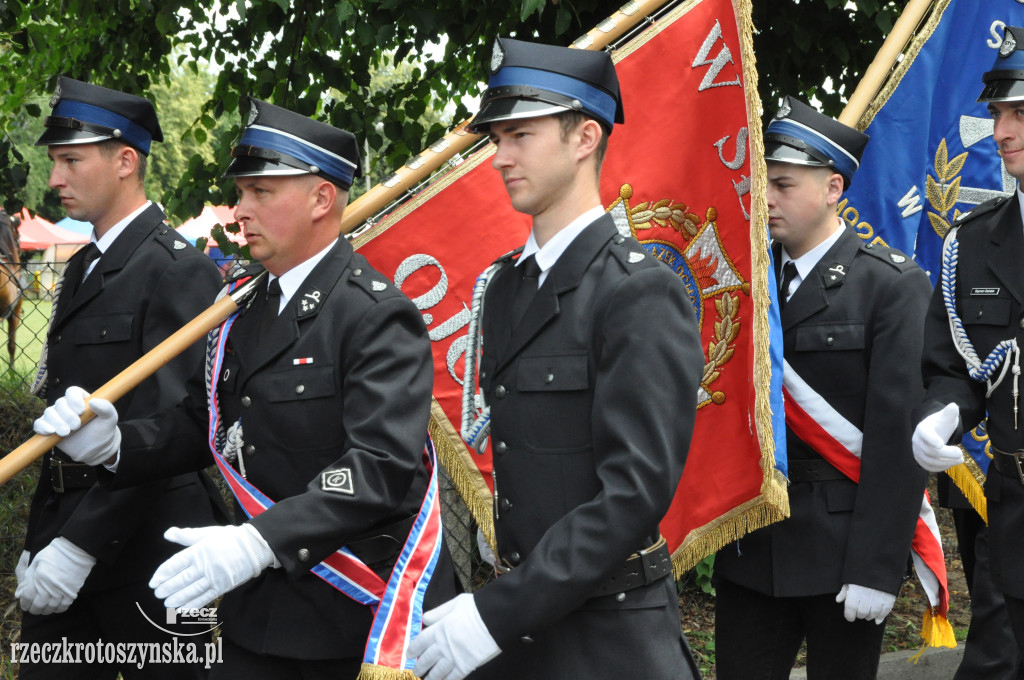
[353,0,785,572]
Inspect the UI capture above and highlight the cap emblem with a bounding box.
[490,39,505,74]
[49,83,62,109]
[1002,32,1018,57]
[247,101,260,126]
[776,100,791,119]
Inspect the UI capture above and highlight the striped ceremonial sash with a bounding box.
[782,360,955,648]
[206,278,443,678]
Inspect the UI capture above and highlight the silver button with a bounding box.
[495,385,507,398]
[520,635,534,644]
[826,336,834,346]
[99,329,107,338]
[615,592,626,602]
[298,548,310,562]
[1019,317,1024,329]
[245,444,255,456]
[494,441,508,455]
[499,498,512,512]
[241,396,251,407]
[352,268,362,276]
[295,384,305,394]
[508,551,521,564]
[545,373,554,384]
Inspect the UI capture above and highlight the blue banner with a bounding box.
[841,0,1024,479]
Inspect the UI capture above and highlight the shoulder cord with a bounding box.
[941,227,1021,426]
[461,261,504,453]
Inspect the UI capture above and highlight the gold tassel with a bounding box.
[947,460,987,523]
[921,608,957,649]
[356,663,419,680]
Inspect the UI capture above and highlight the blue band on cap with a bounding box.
[489,66,617,128]
[766,118,859,181]
[52,100,153,154]
[239,126,355,186]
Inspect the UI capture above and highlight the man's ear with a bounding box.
[311,179,339,220]
[825,172,845,207]
[116,146,140,181]
[575,118,603,162]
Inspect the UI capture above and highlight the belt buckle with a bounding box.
[638,537,667,585]
[52,456,65,493]
[1011,451,1024,486]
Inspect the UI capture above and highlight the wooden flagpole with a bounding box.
[340,0,677,234]
[0,272,267,485]
[838,0,937,128]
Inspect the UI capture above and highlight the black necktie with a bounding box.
[258,278,282,340]
[70,243,101,296]
[778,261,797,309]
[511,255,541,328]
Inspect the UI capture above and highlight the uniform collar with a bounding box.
[93,200,152,254]
[519,205,605,285]
[780,218,845,292]
[1016,184,1024,233]
[267,238,338,313]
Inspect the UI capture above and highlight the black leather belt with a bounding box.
[990,446,1024,485]
[787,458,847,483]
[593,536,672,597]
[48,451,98,492]
[347,514,417,567]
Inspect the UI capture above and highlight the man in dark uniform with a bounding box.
[36,98,454,679]
[913,25,1024,660]
[409,37,703,680]
[15,76,224,678]
[713,97,932,680]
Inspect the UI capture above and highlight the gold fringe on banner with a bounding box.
[668,0,790,576]
[857,0,953,131]
[356,663,419,680]
[948,456,987,523]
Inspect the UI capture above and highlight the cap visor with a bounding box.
[468,98,570,133]
[978,79,1024,103]
[223,156,311,179]
[34,127,112,147]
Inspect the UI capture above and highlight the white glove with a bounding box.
[150,524,279,610]
[13,550,30,601]
[33,386,121,467]
[17,538,97,615]
[836,583,895,625]
[912,402,963,473]
[409,593,501,680]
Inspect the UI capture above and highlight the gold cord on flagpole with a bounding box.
[838,0,938,128]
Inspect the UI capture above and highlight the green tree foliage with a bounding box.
[1,0,907,218]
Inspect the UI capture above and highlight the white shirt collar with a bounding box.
[1016,185,1024,229]
[518,205,605,286]
[93,201,153,254]
[779,218,845,297]
[267,239,337,313]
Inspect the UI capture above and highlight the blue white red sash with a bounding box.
[205,277,443,677]
[782,360,955,648]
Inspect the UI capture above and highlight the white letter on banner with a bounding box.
[714,128,748,170]
[693,20,741,91]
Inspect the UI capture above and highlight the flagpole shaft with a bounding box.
[0,283,259,485]
[839,0,936,128]
[339,0,675,234]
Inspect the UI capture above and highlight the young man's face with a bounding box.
[989,100,1024,183]
[488,116,578,218]
[766,161,843,258]
[233,175,323,276]
[47,143,123,227]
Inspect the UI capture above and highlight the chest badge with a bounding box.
[889,252,906,264]
[173,240,187,250]
[628,251,645,264]
[321,468,355,495]
[372,280,387,292]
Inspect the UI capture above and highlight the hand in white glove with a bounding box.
[409,593,501,680]
[13,550,30,601]
[836,583,896,625]
[17,538,97,615]
[912,403,963,473]
[33,386,121,467]
[150,524,278,610]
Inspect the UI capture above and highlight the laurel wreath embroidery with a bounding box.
[612,184,747,408]
[925,138,967,239]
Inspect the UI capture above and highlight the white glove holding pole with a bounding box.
[912,403,963,473]
[33,386,121,467]
[836,583,896,625]
[410,593,501,680]
[150,524,279,610]
[13,550,30,601]
[17,538,97,615]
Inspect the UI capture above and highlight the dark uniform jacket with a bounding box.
[472,214,703,680]
[716,226,930,598]
[25,203,225,593]
[116,236,452,660]
[916,193,1024,598]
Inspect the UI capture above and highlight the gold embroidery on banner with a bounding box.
[926,138,967,239]
[608,183,749,409]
